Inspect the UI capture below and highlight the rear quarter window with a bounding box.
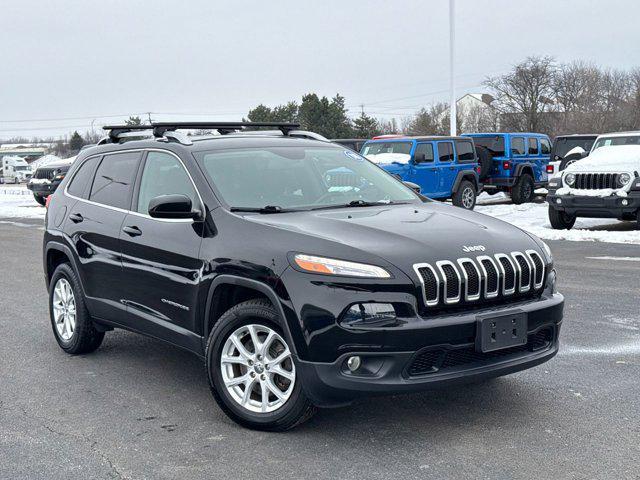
[511,137,525,156]
[528,138,539,155]
[454,141,475,163]
[67,156,100,199]
[540,138,551,155]
[89,152,141,209]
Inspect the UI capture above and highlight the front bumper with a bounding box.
[27,181,61,196]
[547,191,640,218]
[297,293,564,407]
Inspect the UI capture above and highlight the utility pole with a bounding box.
[449,0,457,136]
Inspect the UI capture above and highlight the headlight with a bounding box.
[618,173,632,186]
[54,174,65,180]
[541,241,553,263]
[293,254,391,278]
[564,173,576,186]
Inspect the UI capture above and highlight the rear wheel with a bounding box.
[548,206,576,230]
[474,146,492,180]
[206,299,316,431]
[49,263,105,354]
[33,193,46,206]
[511,174,535,204]
[452,180,476,210]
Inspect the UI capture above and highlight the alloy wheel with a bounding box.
[462,187,475,209]
[52,278,76,341]
[220,324,295,413]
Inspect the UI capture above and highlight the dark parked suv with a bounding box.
[43,122,564,431]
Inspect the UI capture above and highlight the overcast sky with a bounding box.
[2,0,640,138]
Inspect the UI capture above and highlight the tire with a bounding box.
[548,205,576,230]
[511,173,535,204]
[637,210,640,230]
[33,193,46,206]
[475,146,492,180]
[559,152,585,171]
[206,299,316,431]
[452,180,476,210]
[49,263,105,354]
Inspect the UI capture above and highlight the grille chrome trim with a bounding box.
[476,255,499,299]
[436,260,461,305]
[494,254,516,296]
[413,263,439,307]
[457,258,481,301]
[511,251,532,293]
[526,249,545,290]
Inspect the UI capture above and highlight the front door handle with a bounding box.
[122,226,142,237]
[449,166,455,170]
[69,213,83,223]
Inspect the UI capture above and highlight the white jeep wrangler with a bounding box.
[546,132,640,230]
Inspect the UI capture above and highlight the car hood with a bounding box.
[568,145,640,173]
[244,202,543,275]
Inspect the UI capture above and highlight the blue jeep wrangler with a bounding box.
[360,136,481,209]
[462,133,551,204]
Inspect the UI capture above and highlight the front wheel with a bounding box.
[452,180,476,210]
[33,193,46,206]
[548,205,576,230]
[206,299,316,431]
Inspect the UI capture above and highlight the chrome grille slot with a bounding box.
[495,254,516,295]
[414,263,439,306]
[437,261,461,304]
[458,258,481,301]
[526,250,545,289]
[477,255,499,298]
[512,252,531,293]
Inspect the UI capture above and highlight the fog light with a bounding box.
[556,198,562,204]
[347,356,361,372]
[622,199,629,206]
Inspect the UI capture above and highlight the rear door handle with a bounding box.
[69,213,83,223]
[122,226,142,237]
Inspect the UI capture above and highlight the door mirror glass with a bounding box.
[148,194,198,219]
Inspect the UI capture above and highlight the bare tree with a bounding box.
[485,56,557,132]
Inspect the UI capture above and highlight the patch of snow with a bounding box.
[565,145,640,172]
[0,192,46,219]
[555,187,626,197]
[475,201,640,245]
[31,154,61,169]
[365,152,411,165]
[565,146,586,157]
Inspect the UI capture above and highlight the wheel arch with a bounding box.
[452,170,479,193]
[203,275,300,358]
[514,163,535,179]
[44,242,82,290]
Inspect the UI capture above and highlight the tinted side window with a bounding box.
[414,143,434,162]
[438,142,454,162]
[528,138,539,155]
[136,152,197,214]
[540,138,551,154]
[455,141,475,163]
[67,156,100,199]
[511,137,525,155]
[89,152,141,209]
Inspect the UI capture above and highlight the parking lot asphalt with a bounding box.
[0,220,639,480]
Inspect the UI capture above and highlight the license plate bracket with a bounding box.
[476,312,527,353]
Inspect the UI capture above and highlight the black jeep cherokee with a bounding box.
[43,122,564,431]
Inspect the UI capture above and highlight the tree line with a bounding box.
[4,56,640,155]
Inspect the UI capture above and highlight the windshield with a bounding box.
[361,141,413,156]
[553,137,595,158]
[196,146,418,210]
[592,135,640,151]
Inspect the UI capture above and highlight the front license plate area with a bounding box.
[476,312,527,353]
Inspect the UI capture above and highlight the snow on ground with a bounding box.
[476,192,640,245]
[0,188,46,219]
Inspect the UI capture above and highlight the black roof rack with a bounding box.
[102,121,301,141]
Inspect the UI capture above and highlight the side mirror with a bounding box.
[403,181,421,194]
[414,153,426,163]
[148,194,200,220]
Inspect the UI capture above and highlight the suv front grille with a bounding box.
[414,251,545,312]
[574,172,620,190]
[407,327,554,377]
[33,167,56,180]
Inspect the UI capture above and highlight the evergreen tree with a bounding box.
[69,131,85,152]
[124,115,143,126]
[353,112,381,138]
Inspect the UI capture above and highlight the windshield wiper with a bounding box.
[311,200,412,211]
[230,205,289,214]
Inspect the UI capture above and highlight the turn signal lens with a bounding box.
[293,254,391,278]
